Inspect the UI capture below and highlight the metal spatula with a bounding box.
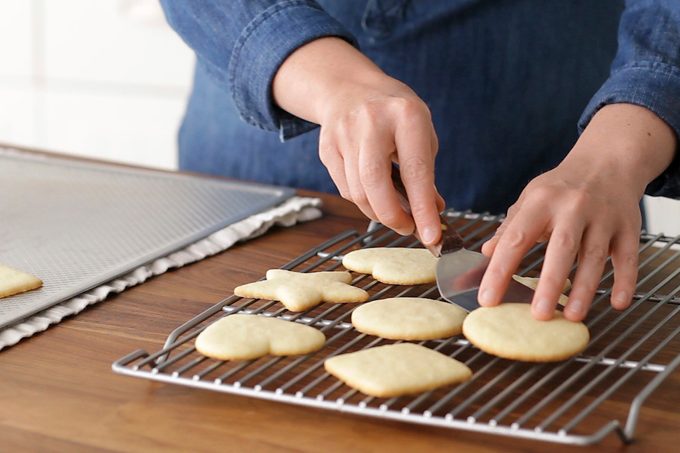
[390,164,535,312]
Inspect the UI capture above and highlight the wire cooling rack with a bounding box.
[113,211,680,446]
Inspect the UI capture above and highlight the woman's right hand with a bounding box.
[273,37,444,246]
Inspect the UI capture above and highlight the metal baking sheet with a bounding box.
[0,147,294,329]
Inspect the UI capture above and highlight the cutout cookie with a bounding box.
[513,275,571,306]
[352,297,467,340]
[234,269,368,312]
[462,303,589,362]
[324,343,472,398]
[195,314,325,361]
[342,247,437,285]
[0,263,43,299]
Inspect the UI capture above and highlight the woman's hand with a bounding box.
[479,103,677,321]
[273,38,444,245]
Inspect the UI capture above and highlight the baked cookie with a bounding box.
[351,297,467,340]
[234,269,369,312]
[324,343,472,398]
[342,247,437,285]
[462,303,589,362]
[195,314,325,361]
[0,263,43,299]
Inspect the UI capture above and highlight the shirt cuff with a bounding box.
[228,0,357,141]
[578,62,680,198]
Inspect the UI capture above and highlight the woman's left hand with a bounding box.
[478,103,677,321]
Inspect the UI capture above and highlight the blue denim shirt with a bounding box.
[160,0,680,214]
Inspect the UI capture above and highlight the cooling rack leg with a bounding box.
[624,354,680,441]
[112,349,149,370]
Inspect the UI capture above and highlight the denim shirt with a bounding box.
[160,0,680,214]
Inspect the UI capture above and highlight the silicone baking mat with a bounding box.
[0,147,294,329]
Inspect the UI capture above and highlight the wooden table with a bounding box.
[1,152,678,452]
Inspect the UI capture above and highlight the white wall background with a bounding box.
[0,0,193,169]
[0,0,678,235]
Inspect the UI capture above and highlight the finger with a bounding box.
[358,131,414,235]
[563,227,610,321]
[481,200,521,257]
[394,110,440,245]
[318,138,351,199]
[610,230,639,310]
[478,204,549,307]
[335,122,378,221]
[532,220,585,320]
[343,150,378,221]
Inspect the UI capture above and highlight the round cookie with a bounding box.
[342,247,437,285]
[462,303,589,362]
[352,297,467,340]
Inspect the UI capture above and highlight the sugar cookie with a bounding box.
[195,314,325,361]
[462,303,589,362]
[0,263,43,299]
[351,297,467,340]
[342,247,437,285]
[234,269,368,311]
[324,343,472,397]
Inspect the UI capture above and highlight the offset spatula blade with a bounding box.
[436,250,536,312]
[390,163,535,311]
[435,215,536,311]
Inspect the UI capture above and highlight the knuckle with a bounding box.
[486,263,511,281]
[617,251,638,269]
[351,189,369,207]
[318,142,337,166]
[581,245,608,264]
[566,190,593,212]
[409,203,434,223]
[336,116,353,136]
[502,229,529,250]
[551,230,579,254]
[357,102,381,125]
[400,156,430,182]
[539,273,568,291]
[377,210,403,229]
[392,97,429,119]
[338,188,351,201]
[358,159,385,188]
[525,185,554,204]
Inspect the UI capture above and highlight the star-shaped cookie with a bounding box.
[234,269,369,311]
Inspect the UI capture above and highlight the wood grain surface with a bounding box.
[1,149,678,452]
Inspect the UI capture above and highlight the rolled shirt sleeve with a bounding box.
[160,0,357,140]
[578,0,680,198]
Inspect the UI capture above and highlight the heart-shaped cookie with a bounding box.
[342,247,437,285]
[195,314,325,361]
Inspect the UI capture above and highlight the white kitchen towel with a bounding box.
[0,196,322,350]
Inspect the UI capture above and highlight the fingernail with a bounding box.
[535,300,553,317]
[422,226,438,244]
[479,288,495,305]
[567,299,584,314]
[614,291,628,306]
